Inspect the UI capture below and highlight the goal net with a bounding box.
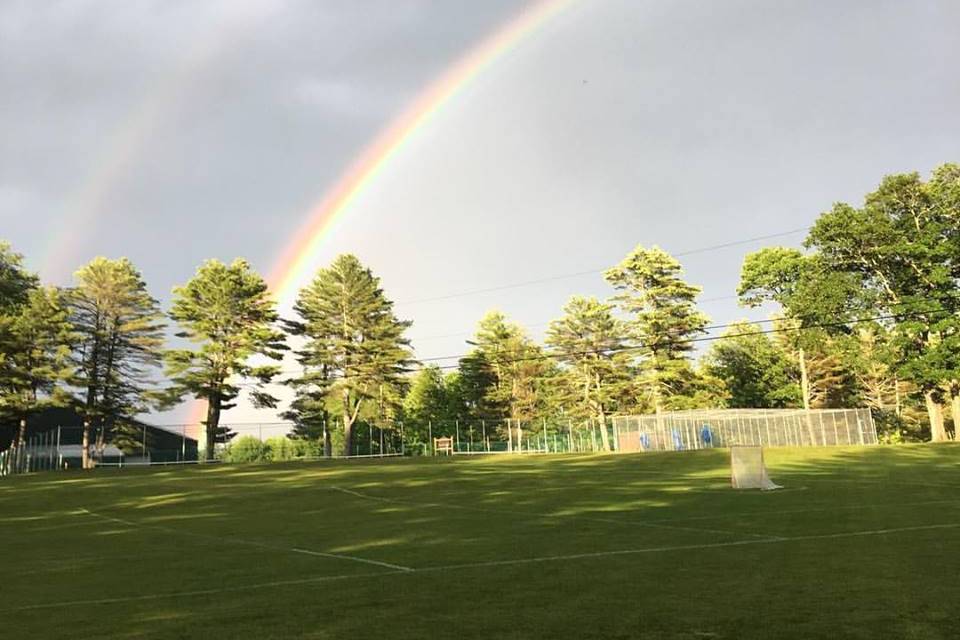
[730,446,781,490]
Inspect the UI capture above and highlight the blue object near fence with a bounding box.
[672,429,684,450]
[700,424,713,446]
[639,432,650,450]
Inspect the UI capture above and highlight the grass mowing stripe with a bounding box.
[330,485,778,540]
[80,508,414,572]
[6,521,957,614]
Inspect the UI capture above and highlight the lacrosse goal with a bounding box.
[730,446,781,490]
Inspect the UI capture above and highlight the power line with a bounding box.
[413,304,956,372]
[233,292,959,384]
[405,294,740,343]
[394,227,810,306]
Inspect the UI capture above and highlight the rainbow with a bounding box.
[39,5,277,281]
[266,0,573,303]
[188,0,573,429]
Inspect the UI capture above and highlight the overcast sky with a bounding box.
[2,0,958,427]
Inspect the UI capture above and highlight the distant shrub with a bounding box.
[220,435,322,463]
[872,409,926,444]
[221,436,268,463]
[264,436,295,461]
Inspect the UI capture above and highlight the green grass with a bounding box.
[2,444,959,639]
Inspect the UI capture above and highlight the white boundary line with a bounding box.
[5,521,957,613]
[329,486,778,540]
[650,498,960,524]
[80,508,412,572]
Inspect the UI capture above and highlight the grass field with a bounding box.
[3,445,959,639]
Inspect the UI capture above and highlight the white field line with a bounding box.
[329,486,778,540]
[6,521,958,614]
[650,498,960,524]
[79,508,412,572]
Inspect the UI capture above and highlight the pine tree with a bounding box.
[0,287,76,448]
[402,365,455,445]
[546,296,631,451]
[286,255,411,456]
[459,311,548,449]
[281,362,333,454]
[604,246,709,416]
[69,258,165,468]
[166,259,286,460]
[0,242,38,313]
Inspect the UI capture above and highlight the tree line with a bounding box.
[1,164,957,465]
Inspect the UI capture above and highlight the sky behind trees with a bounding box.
[2,0,958,423]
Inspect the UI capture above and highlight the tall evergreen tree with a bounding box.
[604,246,709,416]
[70,258,165,468]
[0,242,38,313]
[0,287,76,448]
[459,311,548,450]
[403,365,455,444]
[166,259,286,460]
[286,255,411,456]
[281,362,333,454]
[546,296,631,451]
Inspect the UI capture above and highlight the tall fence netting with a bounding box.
[1,408,877,476]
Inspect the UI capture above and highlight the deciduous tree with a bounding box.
[806,165,960,440]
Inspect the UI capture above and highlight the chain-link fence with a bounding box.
[1,408,877,475]
[610,408,878,452]
[421,409,876,455]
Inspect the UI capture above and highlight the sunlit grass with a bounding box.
[1,444,958,639]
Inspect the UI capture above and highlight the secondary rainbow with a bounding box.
[266,0,573,303]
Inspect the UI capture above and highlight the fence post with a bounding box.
[428,421,433,455]
[482,420,488,452]
[543,417,548,453]
[399,421,405,456]
[455,420,460,453]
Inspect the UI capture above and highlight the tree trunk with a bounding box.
[342,415,354,457]
[82,419,92,469]
[16,417,27,448]
[597,411,610,452]
[799,347,816,444]
[950,383,960,441]
[323,422,332,458]
[517,422,524,453]
[205,395,221,461]
[653,383,664,434]
[924,390,947,442]
[894,376,902,417]
[594,374,610,452]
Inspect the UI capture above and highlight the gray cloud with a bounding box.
[1,0,958,424]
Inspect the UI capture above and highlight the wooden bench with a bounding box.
[434,436,454,456]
